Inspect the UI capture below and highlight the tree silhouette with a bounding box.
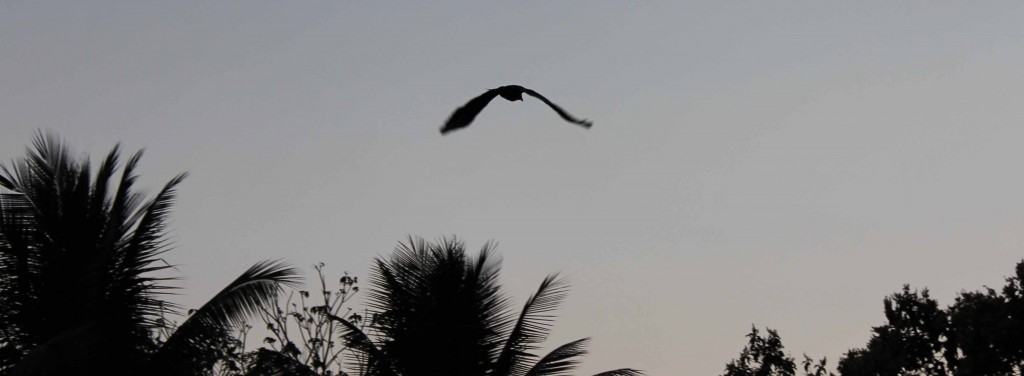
[723,260,1024,376]
[940,261,1024,375]
[722,326,832,376]
[215,263,362,376]
[838,262,1024,376]
[333,236,642,376]
[0,132,300,376]
[838,286,948,376]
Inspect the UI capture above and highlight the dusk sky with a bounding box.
[3,2,1024,374]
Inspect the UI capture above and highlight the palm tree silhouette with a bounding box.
[333,236,642,376]
[0,132,300,376]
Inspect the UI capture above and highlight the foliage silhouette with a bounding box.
[441,85,593,134]
[333,236,642,376]
[722,326,831,376]
[838,286,947,375]
[838,261,1024,375]
[215,263,363,376]
[0,132,300,376]
[724,260,1024,376]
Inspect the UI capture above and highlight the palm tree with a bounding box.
[334,236,643,376]
[0,132,300,375]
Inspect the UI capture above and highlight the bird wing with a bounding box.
[440,89,502,134]
[522,88,593,128]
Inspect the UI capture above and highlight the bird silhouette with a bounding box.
[440,85,592,135]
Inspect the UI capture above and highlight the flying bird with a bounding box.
[440,85,593,134]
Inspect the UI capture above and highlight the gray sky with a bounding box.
[3,2,1024,374]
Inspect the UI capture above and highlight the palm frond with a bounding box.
[493,273,570,376]
[121,172,188,273]
[106,172,188,328]
[326,313,396,376]
[185,260,300,329]
[87,143,119,223]
[0,132,171,368]
[0,192,40,367]
[523,337,590,376]
[96,149,143,261]
[589,369,645,376]
[151,260,300,374]
[351,236,643,376]
[363,237,512,375]
[0,171,15,191]
[466,240,513,364]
